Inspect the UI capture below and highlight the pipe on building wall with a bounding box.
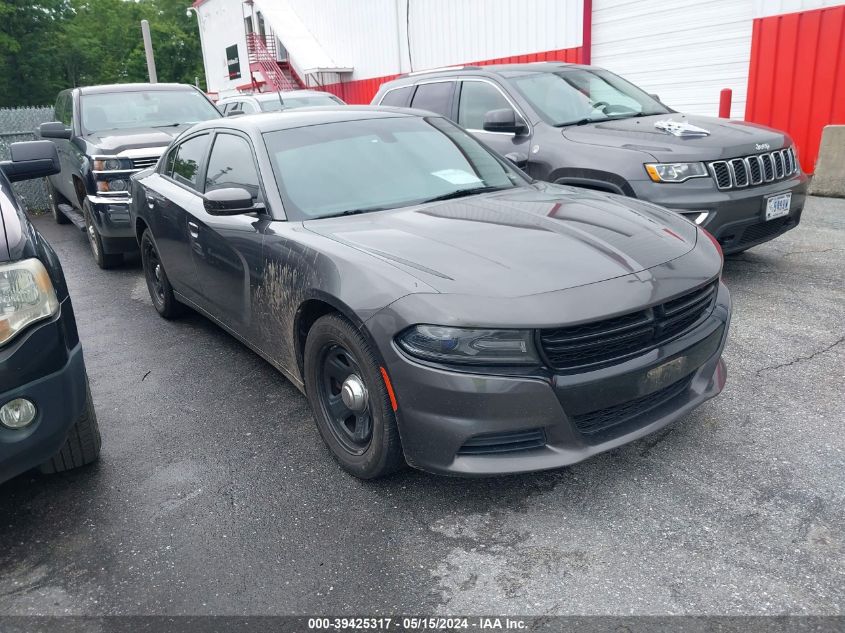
[719,88,732,118]
[582,0,592,64]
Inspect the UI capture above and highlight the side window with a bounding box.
[55,94,71,126]
[380,86,414,107]
[240,101,257,113]
[410,81,455,117]
[205,133,262,201]
[458,81,514,130]
[162,145,178,176]
[169,134,211,191]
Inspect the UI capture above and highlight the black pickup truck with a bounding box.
[38,83,221,268]
[1,140,101,484]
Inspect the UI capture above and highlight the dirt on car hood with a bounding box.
[304,184,699,298]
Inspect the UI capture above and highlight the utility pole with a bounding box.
[141,19,157,83]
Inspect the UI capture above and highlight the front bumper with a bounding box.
[87,195,138,254]
[628,173,809,254]
[369,280,731,476]
[0,302,89,484]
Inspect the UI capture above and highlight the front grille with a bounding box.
[709,147,797,190]
[738,216,791,246]
[131,156,160,169]
[730,158,749,187]
[457,428,546,455]
[539,281,718,372]
[572,374,694,435]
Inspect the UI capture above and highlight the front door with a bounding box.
[187,131,266,332]
[457,79,532,169]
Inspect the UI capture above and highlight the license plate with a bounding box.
[641,356,688,393]
[765,192,791,221]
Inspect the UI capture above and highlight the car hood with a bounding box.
[83,125,190,154]
[303,184,698,297]
[562,114,790,162]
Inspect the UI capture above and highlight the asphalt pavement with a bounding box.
[0,197,843,616]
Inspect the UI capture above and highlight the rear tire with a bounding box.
[47,180,71,224]
[140,229,183,319]
[40,382,101,474]
[83,200,122,269]
[304,314,404,479]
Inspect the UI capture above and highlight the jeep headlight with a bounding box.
[0,259,59,347]
[645,162,708,183]
[397,325,540,366]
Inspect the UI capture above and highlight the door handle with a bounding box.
[187,221,200,239]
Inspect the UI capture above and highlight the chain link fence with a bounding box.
[0,106,56,212]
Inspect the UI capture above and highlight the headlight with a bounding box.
[645,162,708,183]
[92,157,130,172]
[396,325,540,366]
[0,259,60,347]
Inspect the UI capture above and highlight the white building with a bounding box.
[189,0,845,171]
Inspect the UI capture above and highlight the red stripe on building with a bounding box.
[318,45,585,105]
[745,5,845,173]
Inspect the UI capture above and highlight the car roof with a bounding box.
[383,61,595,86]
[222,90,338,102]
[188,106,419,133]
[76,83,200,95]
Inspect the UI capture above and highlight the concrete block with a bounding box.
[810,125,845,198]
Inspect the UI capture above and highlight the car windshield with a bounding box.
[263,116,526,220]
[507,69,671,126]
[80,90,221,133]
[259,94,343,112]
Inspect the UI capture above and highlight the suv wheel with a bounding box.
[82,200,122,269]
[304,314,404,479]
[40,380,101,474]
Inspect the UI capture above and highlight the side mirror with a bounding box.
[649,93,662,103]
[203,187,261,215]
[504,152,528,169]
[482,109,527,135]
[38,121,72,140]
[0,141,61,182]
[226,109,245,118]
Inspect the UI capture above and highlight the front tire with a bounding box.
[140,229,183,319]
[304,314,404,479]
[82,200,122,269]
[40,381,101,474]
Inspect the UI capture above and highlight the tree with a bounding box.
[0,0,206,107]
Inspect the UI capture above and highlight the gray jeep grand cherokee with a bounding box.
[373,63,809,254]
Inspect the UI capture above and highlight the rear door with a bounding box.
[187,131,267,331]
[144,132,211,301]
[409,80,457,118]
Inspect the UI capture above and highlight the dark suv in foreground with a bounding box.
[39,83,221,268]
[1,141,100,484]
[373,63,809,254]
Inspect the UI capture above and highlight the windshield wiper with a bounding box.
[420,185,510,204]
[152,122,187,128]
[315,206,388,220]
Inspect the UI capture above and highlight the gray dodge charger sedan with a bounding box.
[130,107,731,478]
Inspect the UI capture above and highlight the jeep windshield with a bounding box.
[80,90,221,134]
[506,68,671,127]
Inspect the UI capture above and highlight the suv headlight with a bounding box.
[645,162,708,183]
[397,325,540,366]
[0,259,60,347]
[92,155,133,194]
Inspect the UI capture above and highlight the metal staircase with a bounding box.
[245,33,299,92]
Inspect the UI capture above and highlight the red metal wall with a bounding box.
[745,5,845,173]
[320,46,584,105]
